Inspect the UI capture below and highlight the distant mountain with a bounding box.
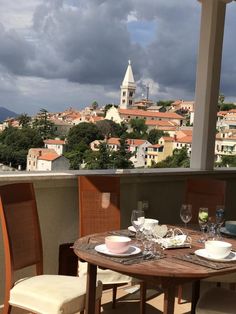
[0,107,18,122]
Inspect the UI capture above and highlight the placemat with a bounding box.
[73,242,165,265]
[174,253,236,270]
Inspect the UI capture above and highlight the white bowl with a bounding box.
[105,236,131,254]
[205,240,232,259]
[143,218,159,229]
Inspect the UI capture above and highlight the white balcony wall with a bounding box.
[1,170,236,309]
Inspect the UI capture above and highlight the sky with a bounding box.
[0,0,235,115]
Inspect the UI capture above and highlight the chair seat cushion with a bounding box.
[196,287,236,314]
[79,261,132,285]
[10,275,102,314]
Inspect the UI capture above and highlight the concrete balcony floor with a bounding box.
[101,284,191,314]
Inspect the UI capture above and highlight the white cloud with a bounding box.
[0,0,235,114]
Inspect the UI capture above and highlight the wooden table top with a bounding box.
[73,227,236,285]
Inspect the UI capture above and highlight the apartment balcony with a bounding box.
[1,169,236,313]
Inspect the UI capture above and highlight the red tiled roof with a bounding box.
[177,135,192,144]
[44,139,65,145]
[118,109,183,119]
[107,137,147,146]
[38,153,59,161]
[145,120,177,126]
[127,139,146,146]
[107,138,120,145]
[217,111,228,116]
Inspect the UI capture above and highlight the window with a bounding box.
[129,91,133,97]
[123,91,126,96]
[129,100,132,105]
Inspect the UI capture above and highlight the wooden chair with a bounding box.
[78,176,147,313]
[0,182,102,314]
[184,178,226,223]
[178,178,226,304]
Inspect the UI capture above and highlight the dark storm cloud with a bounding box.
[0,23,35,75]
[140,0,201,94]
[28,0,146,86]
[0,0,235,103]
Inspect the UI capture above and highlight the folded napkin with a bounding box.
[174,253,234,270]
[157,235,191,249]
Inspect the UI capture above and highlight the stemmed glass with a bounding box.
[215,205,225,238]
[180,204,192,230]
[198,207,209,243]
[131,209,145,246]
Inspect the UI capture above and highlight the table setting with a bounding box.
[74,206,236,269]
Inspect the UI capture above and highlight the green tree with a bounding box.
[0,126,43,169]
[66,122,103,151]
[217,155,236,167]
[129,118,147,139]
[17,113,31,128]
[84,142,112,169]
[96,119,127,139]
[91,101,98,110]
[32,109,56,139]
[111,135,134,169]
[64,142,89,169]
[220,103,236,111]
[147,129,166,144]
[156,100,173,108]
[151,147,190,168]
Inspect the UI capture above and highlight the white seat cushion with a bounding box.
[10,275,102,314]
[196,287,236,314]
[78,261,132,285]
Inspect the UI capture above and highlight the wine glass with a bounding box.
[131,209,145,246]
[198,207,209,243]
[180,204,192,230]
[215,205,225,238]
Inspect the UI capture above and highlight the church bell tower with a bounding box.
[120,60,136,109]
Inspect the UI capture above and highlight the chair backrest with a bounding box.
[185,178,226,222]
[78,176,120,237]
[0,183,43,276]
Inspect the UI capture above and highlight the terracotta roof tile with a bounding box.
[118,109,183,119]
[38,153,59,161]
[44,139,65,145]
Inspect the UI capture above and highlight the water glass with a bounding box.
[198,207,209,243]
[131,209,145,246]
[180,204,192,230]
[215,205,225,238]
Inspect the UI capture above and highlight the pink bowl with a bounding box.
[105,236,131,254]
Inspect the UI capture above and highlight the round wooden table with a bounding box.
[73,229,236,314]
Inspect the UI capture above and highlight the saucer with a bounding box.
[95,244,141,257]
[220,227,236,237]
[195,249,236,262]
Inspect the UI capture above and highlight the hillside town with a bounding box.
[0,61,236,171]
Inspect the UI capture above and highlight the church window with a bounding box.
[123,91,126,96]
[122,99,125,103]
[129,100,132,105]
[129,91,133,97]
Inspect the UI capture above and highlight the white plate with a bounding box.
[220,227,236,237]
[128,226,136,233]
[195,249,236,262]
[95,244,141,257]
